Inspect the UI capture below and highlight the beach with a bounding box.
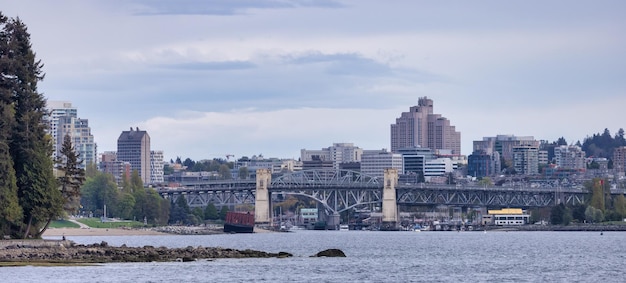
[43,227,167,237]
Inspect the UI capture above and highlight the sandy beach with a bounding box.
[43,227,167,237]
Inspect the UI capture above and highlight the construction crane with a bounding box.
[226,154,234,160]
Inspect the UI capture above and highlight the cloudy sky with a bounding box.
[3,0,625,161]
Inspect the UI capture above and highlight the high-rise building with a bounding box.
[613,146,626,173]
[46,101,96,169]
[474,135,539,163]
[390,97,461,155]
[150,150,164,184]
[468,150,501,178]
[554,145,586,170]
[117,128,151,184]
[513,144,539,175]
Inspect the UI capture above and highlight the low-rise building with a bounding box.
[488,208,530,225]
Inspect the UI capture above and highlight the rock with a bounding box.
[277,252,292,258]
[182,256,196,262]
[312,249,346,257]
[0,240,294,263]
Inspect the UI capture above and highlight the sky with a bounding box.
[2,0,626,162]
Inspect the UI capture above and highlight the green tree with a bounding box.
[478,177,493,187]
[85,162,98,178]
[192,207,204,222]
[571,204,587,223]
[130,170,143,193]
[612,194,626,219]
[4,16,62,238]
[117,193,136,220]
[550,204,571,225]
[589,179,606,211]
[120,172,132,194]
[219,206,229,221]
[204,203,219,220]
[132,187,146,222]
[144,188,168,225]
[585,206,604,223]
[219,164,232,180]
[0,12,22,236]
[80,172,119,217]
[238,166,249,180]
[55,133,86,214]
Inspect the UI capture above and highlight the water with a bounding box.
[2,231,625,282]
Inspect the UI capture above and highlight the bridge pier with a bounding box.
[254,169,272,226]
[381,168,399,230]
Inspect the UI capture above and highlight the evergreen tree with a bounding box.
[204,203,219,220]
[4,16,61,238]
[219,206,229,221]
[55,133,86,214]
[0,12,22,237]
[613,194,626,219]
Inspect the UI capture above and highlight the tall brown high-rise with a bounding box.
[390,97,461,154]
[117,127,151,184]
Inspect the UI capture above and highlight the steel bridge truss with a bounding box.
[273,187,382,215]
[396,186,589,208]
[161,188,256,208]
[158,170,591,210]
[271,169,382,215]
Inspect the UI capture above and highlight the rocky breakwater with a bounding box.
[151,225,224,235]
[0,240,292,263]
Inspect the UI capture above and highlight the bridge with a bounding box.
[157,168,592,229]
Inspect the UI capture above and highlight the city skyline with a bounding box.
[3,1,625,161]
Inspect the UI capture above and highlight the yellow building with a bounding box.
[486,208,529,225]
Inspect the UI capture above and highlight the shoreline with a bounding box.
[43,228,168,237]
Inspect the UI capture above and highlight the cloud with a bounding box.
[136,107,398,160]
[124,0,344,16]
[157,61,256,71]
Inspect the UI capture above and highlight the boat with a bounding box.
[339,224,349,231]
[223,211,255,233]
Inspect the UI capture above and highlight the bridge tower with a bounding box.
[381,168,399,230]
[254,168,272,225]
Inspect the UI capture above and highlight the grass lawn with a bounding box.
[49,220,81,228]
[76,218,145,228]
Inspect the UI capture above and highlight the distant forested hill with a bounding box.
[581,128,626,159]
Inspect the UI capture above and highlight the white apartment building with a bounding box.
[360,150,403,179]
[46,101,97,168]
[150,150,164,184]
[301,143,363,169]
[513,145,539,175]
[554,145,586,170]
[474,135,539,163]
[423,158,455,178]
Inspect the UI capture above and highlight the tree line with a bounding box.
[581,128,626,160]
[80,167,169,225]
[540,178,626,225]
[0,13,84,238]
[81,164,235,226]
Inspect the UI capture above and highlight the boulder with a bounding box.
[312,249,346,257]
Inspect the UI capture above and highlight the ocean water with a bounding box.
[3,230,625,282]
